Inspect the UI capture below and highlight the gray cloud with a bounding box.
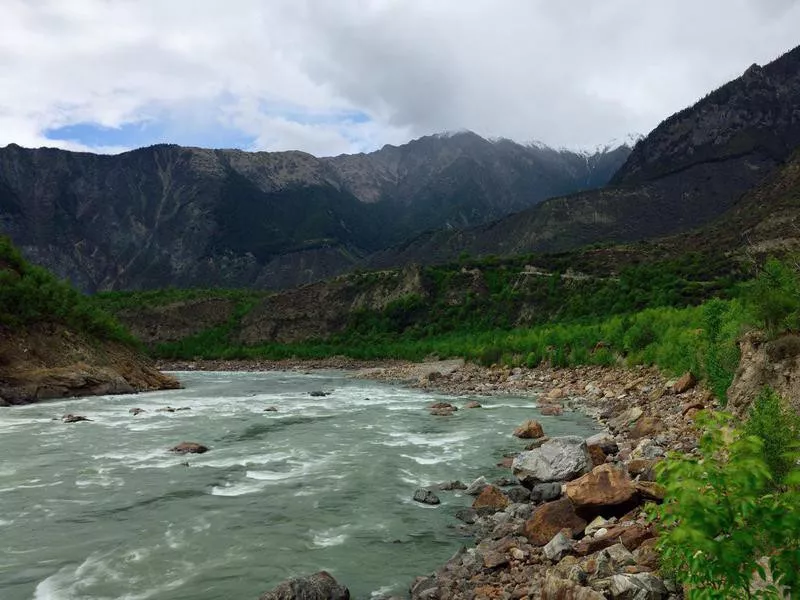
[1,0,798,154]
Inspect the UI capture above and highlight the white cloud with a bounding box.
[0,0,798,154]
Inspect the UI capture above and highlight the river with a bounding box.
[0,370,599,599]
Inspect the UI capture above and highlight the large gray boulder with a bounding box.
[259,571,349,600]
[512,436,592,487]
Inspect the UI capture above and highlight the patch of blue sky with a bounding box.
[44,119,257,152]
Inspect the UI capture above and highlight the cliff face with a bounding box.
[0,134,629,292]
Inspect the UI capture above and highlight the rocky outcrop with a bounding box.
[0,323,180,406]
[258,571,349,600]
[728,331,800,416]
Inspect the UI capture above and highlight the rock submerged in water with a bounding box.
[170,442,209,454]
[309,391,330,397]
[464,400,482,408]
[264,406,278,412]
[62,414,91,423]
[412,488,441,505]
[259,571,350,600]
[128,407,145,416]
[513,419,545,439]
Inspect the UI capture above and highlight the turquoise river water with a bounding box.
[0,370,599,599]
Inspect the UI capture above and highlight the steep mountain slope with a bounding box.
[373,45,800,267]
[0,236,179,405]
[0,134,628,292]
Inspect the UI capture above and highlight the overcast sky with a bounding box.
[2,0,798,156]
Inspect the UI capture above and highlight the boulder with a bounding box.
[62,414,91,423]
[672,372,697,394]
[633,538,660,570]
[309,391,329,397]
[429,407,455,416]
[609,407,642,432]
[587,445,607,467]
[455,507,478,524]
[584,516,611,537]
[574,523,654,555]
[629,416,663,440]
[585,432,619,455]
[264,406,278,412]
[541,574,605,600]
[429,401,457,410]
[565,464,637,512]
[129,408,145,416]
[412,489,440,505]
[540,405,564,416]
[512,436,592,487]
[513,419,545,439]
[627,459,658,480]
[635,481,666,502]
[259,571,349,600]
[523,498,587,546]
[464,400,482,409]
[531,482,564,503]
[482,550,509,569]
[505,486,531,504]
[465,476,490,496]
[170,442,209,454]
[472,485,510,514]
[436,480,466,491]
[544,531,574,561]
[608,573,668,599]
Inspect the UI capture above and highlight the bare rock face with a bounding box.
[565,464,637,512]
[512,436,592,487]
[0,323,181,407]
[259,571,350,600]
[728,331,800,417]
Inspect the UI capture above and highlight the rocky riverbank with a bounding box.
[352,361,714,600]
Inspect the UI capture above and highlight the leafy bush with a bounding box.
[743,387,800,485]
[652,411,800,598]
[0,236,134,344]
[745,258,800,336]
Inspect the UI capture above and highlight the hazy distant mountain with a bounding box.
[0,133,629,291]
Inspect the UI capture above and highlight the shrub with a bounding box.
[743,387,800,485]
[745,258,800,336]
[652,411,800,598]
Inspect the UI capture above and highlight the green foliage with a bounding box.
[744,257,800,336]
[701,299,743,404]
[652,411,800,598]
[0,236,134,344]
[743,388,800,484]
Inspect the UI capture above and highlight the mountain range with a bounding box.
[2,44,800,292]
[0,133,629,292]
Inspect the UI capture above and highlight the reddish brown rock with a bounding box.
[629,416,664,440]
[429,401,457,410]
[473,485,511,514]
[681,400,705,415]
[573,523,653,556]
[632,538,660,570]
[497,457,514,468]
[627,459,658,478]
[430,407,455,416]
[587,444,607,467]
[513,419,545,439]
[170,442,209,454]
[464,400,482,409]
[540,405,564,416]
[672,372,697,394]
[635,481,667,502]
[565,464,637,510]
[523,498,587,546]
